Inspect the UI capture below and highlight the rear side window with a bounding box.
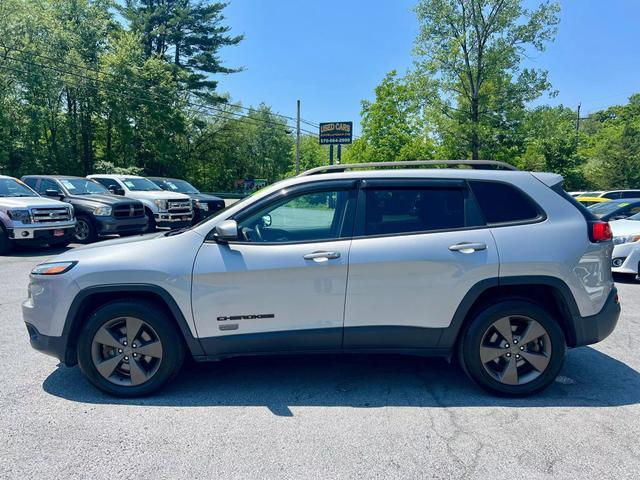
[620,191,640,199]
[363,186,480,236]
[469,181,541,224]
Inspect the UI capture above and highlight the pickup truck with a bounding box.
[22,175,147,243]
[0,175,76,254]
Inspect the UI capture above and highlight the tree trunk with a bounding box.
[471,94,480,160]
[106,112,113,163]
[80,100,93,175]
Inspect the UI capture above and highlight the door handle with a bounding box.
[448,242,487,253]
[303,251,341,260]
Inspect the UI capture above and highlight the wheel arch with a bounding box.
[62,284,204,366]
[439,276,581,350]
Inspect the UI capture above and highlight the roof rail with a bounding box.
[298,160,519,176]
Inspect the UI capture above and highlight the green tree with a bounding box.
[516,105,584,188]
[122,0,242,99]
[413,0,560,160]
[344,71,436,164]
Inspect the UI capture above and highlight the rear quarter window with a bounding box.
[469,181,541,225]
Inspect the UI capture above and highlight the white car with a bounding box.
[88,174,193,231]
[610,212,640,278]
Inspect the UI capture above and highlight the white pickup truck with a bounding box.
[0,175,76,255]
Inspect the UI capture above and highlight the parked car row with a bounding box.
[570,191,640,280]
[0,174,225,254]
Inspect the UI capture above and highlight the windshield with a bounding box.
[0,178,38,197]
[122,177,162,191]
[60,178,109,195]
[589,201,628,217]
[627,212,640,221]
[157,179,199,194]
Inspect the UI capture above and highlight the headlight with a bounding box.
[7,209,31,224]
[194,200,208,211]
[93,206,112,216]
[31,261,77,275]
[154,199,168,211]
[613,235,640,245]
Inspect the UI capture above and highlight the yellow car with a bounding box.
[576,196,611,207]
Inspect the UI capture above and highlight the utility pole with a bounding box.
[576,102,581,132]
[295,100,301,175]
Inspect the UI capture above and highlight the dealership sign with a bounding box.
[319,122,353,145]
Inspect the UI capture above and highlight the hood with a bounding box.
[0,196,68,209]
[126,190,191,201]
[609,219,640,237]
[188,193,223,202]
[67,193,139,206]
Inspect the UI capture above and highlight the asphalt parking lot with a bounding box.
[1,245,639,480]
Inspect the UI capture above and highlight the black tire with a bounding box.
[143,209,156,233]
[74,215,98,244]
[460,300,566,397]
[0,228,13,255]
[77,300,185,397]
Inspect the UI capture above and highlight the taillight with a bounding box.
[589,221,612,242]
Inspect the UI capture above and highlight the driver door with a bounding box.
[191,181,357,356]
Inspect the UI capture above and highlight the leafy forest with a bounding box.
[0,0,639,191]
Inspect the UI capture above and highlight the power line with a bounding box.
[0,61,319,136]
[0,41,322,130]
[0,54,319,135]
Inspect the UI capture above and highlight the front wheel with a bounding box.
[0,229,13,255]
[143,209,156,233]
[74,215,97,243]
[77,300,185,397]
[460,300,566,397]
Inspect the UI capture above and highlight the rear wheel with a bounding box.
[77,300,185,397]
[460,300,566,396]
[74,215,97,243]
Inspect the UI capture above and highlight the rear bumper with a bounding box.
[571,287,621,347]
[25,322,70,364]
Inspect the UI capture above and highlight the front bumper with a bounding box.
[10,223,76,245]
[611,242,640,276]
[155,212,193,229]
[95,215,148,235]
[571,287,621,347]
[25,322,69,363]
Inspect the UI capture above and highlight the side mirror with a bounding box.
[214,219,238,243]
[45,189,63,199]
[108,185,124,196]
[261,214,272,227]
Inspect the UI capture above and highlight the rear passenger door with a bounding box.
[343,179,499,349]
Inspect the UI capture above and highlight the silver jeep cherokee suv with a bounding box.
[23,161,621,397]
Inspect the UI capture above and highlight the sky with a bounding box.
[216,0,640,136]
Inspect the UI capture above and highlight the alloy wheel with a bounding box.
[479,315,552,386]
[91,316,163,386]
[74,219,90,241]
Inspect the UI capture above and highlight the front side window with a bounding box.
[236,189,353,243]
[37,179,60,194]
[364,187,471,236]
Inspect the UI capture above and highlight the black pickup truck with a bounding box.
[147,177,226,223]
[22,175,148,243]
